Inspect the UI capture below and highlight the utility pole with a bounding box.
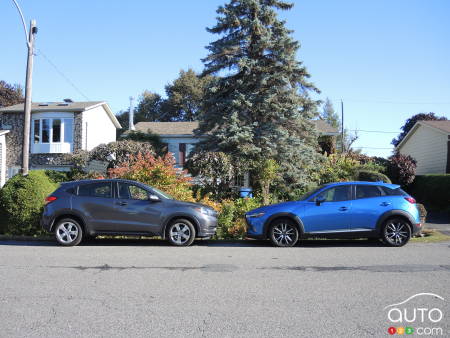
[22,19,37,175]
[341,100,344,153]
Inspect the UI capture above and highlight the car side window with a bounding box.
[78,182,112,198]
[118,183,149,201]
[315,185,352,202]
[355,185,385,199]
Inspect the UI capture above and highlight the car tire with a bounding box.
[381,217,411,247]
[269,218,299,247]
[55,218,83,246]
[167,219,196,247]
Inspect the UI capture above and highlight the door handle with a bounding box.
[116,201,127,206]
[339,207,348,211]
[380,202,391,207]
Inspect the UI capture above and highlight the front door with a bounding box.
[302,185,353,233]
[114,182,163,234]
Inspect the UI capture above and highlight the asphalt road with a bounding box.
[0,238,449,338]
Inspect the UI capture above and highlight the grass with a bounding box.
[411,229,450,243]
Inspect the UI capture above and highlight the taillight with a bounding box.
[404,197,416,204]
[45,196,57,205]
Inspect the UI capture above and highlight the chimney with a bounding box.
[129,96,135,131]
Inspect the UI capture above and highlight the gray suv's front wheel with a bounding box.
[55,218,83,246]
[167,219,196,246]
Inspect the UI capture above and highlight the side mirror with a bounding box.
[315,197,325,206]
[148,194,161,202]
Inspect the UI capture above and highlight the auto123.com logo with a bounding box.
[384,293,445,336]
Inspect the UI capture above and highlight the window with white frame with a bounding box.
[31,116,74,153]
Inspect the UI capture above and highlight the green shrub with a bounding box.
[45,170,70,183]
[0,170,58,235]
[354,170,391,183]
[216,198,262,239]
[408,175,450,210]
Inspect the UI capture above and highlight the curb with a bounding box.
[0,235,53,242]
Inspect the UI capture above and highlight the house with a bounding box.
[396,120,450,175]
[132,120,339,188]
[0,130,10,187]
[0,101,121,185]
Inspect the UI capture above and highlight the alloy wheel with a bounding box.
[384,221,410,246]
[56,221,79,244]
[169,223,192,245]
[272,222,297,247]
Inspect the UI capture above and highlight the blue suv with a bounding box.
[245,181,422,247]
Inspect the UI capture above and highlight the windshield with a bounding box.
[298,185,327,201]
[150,186,174,200]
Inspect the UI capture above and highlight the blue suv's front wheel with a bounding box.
[269,218,299,247]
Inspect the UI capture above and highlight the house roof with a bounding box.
[0,101,122,129]
[134,121,200,136]
[312,120,339,135]
[419,120,450,134]
[133,120,339,136]
[0,130,10,136]
[396,120,450,150]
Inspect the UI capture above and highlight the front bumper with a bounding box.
[197,214,218,238]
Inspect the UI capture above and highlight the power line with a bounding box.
[349,129,398,134]
[36,48,90,101]
[353,146,393,150]
[334,98,450,105]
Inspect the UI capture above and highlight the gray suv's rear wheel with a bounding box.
[167,219,196,246]
[269,219,299,247]
[55,218,83,246]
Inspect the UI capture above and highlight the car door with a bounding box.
[350,184,393,230]
[302,184,352,233]
[73,181,117,231]
[113,182,163,234]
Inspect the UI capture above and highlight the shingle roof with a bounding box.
[420,120,450,133]
[311,119,339,134]
[0,101,104,113]
[134,120,339,136]
[134,122,200,135]
[0,101,122,129]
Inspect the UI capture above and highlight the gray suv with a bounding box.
[41,179,218,246]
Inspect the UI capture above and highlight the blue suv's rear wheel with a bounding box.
[269,219,299,247]
[381,218,411,247]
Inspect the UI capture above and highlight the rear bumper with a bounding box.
[40,209,54,232]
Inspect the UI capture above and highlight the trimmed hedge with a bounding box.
[354,170,392,183]
[0,170,58,235]
[408,174,450,210]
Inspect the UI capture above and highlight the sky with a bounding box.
[1,0,449,158]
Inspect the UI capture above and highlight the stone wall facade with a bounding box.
[0,112,24,169]
[73,112,83,152]
[0,111,84,174]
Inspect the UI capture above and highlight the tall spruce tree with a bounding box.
[321,98,340,129]
[197,0,322,192]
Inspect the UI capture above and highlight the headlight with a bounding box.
[247,212,265,218]
[194,207,216,217]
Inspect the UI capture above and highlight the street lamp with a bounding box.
[11,0,37,176]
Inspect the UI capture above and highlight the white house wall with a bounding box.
[82,106,117,151]
[0,134,6,187]
[398,125,448,174]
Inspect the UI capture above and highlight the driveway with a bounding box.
[0,239,449,337]
[425,211,450,235]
